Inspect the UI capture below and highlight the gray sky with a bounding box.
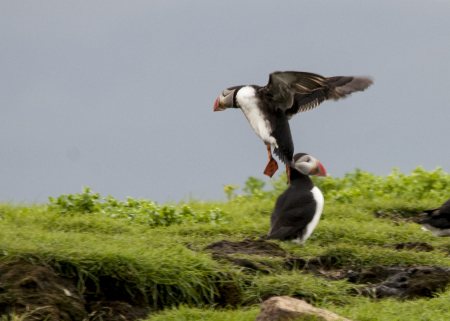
[1,0,450,203]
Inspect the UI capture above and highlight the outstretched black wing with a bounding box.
[286,76,373,119]
[261,71,373,119]
[262,71,327,111]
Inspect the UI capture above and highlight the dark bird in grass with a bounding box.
[213,71,373,182]
[267,153,326,244]
[418,198,450,236]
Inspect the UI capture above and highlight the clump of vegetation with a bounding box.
[244,272,356,305]
[314,166,450,203]
[225,166,450,205]
[48,187,225,227]
[2,166,450,320]
[145,305,260,321]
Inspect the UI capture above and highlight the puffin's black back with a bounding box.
[420,197,450,229]
[440,198,450,214]
[267,167,316,241]
[271,109,294,166]
[254,88,294,166]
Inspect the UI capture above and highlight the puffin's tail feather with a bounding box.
[273,147,293,167]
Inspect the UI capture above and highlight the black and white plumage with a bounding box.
[213,71,373,180]
[418,198,450,237]
[267,153,326,244]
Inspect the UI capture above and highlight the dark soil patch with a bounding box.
[87,301,150,321]
[205,239,290,274]
[204,239,287,257]
[330,265,450,299]
[285,256,339,271]
[211,253,277,274]
[215,282,243,308]
[0,257,244,319]
[204,239,450,301]
[328,265,405,284]
[0,258,87,321]
[0,258,150,321]
[373,212,423,224]
[83,275,148,310]
[382,242,434,252]
[204,239,340,273]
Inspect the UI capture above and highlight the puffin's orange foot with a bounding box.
[263,158,279,177]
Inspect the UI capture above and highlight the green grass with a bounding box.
[145,291,450,321]
[144,305,260,321]
[324,291,450,321]
[0,204,231,308]
[1,167,450,320]
[244,272,357,306]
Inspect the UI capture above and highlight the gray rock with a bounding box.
[255,296,351,321]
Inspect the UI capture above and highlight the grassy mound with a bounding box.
[1,166,450,320]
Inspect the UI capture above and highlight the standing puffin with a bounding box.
[267,153,326,244]
[214,71,372,181]
[418,198,450,236]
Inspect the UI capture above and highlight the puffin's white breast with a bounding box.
[300,186,324,244]
[236,86,277,147]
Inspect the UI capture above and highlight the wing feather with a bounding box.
[261,71,373,119]
[286,75,373,119]
[263,71,327,110]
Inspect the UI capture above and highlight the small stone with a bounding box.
[255,296,351,321]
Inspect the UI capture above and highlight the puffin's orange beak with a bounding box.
[213,97,226,112]
[316,161,327,177]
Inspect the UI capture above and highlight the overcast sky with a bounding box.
[1,0,450,203]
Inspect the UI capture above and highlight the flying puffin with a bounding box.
[213,71,372,182]
[267,153,326,244]
[417,198,450,236]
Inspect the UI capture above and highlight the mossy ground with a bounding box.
[2,168,450,320]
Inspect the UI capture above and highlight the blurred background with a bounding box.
[1,0,449,203]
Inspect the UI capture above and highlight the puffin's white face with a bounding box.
[213,87,241,111]
[294,154,327,177]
